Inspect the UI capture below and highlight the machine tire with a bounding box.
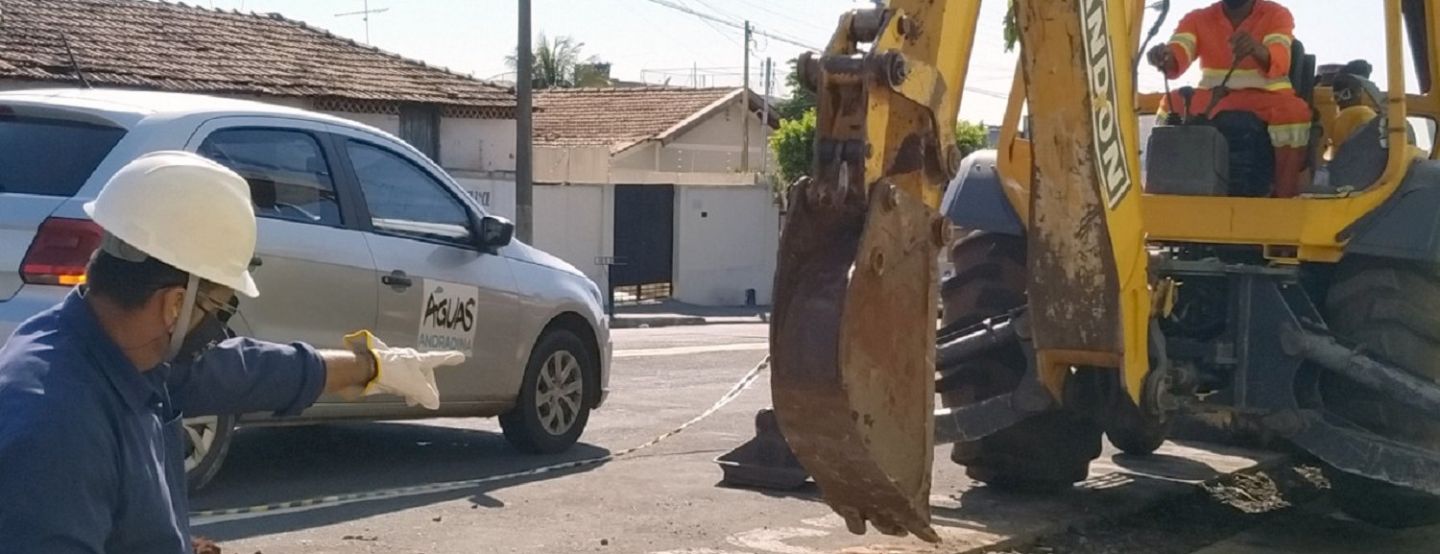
[184,414,236,492]
[1324,258,1440,528]
[1105,399,1169,456]
[941,232,1102,491]
[501,329,596,454]
[1105,335,1173,457]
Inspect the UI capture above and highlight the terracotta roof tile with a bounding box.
[533,87,738,148]
[0,0,515,108]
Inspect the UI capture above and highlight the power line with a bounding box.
[697,16,743,47]
[690,0,742,22]
[635,0,820,51]
[730,0,830,34]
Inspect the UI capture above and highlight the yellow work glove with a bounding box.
[342,330,466,410]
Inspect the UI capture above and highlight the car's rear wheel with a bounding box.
[501,329,595,454]
[184,414,236,492]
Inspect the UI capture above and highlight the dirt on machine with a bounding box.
[717,0,1440,542]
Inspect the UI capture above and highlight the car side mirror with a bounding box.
[476,215,514,251]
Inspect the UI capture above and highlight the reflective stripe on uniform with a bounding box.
[1199,68,1293,91]
[1263,33,1293,48]
[1170,32,1197,60]
[1269,122,1310,148]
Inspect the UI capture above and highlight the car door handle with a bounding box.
[381,271,413,289]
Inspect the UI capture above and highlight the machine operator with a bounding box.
[1147,0,1312,197]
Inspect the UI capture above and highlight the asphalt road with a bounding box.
[191,323,1283,554]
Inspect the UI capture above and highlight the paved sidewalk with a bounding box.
[611,300,770,329]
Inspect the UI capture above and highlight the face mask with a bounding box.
[1222,0,1250,9]
[174,309,231,364]
[165,276,236,364]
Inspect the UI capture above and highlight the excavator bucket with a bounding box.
[770,177,944,542]
[762,1,985,543]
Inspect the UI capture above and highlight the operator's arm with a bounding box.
[165,337,370,417]
[1256,8,1295,79]
[1162,12,1202,79]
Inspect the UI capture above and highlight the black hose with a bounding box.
[1201,53,1245,120]
[1134,0,1172,87]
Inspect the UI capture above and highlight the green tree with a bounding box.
[955,120,990,158]
[776,57,817,121]
[505,33,602,88]
[770,108,817,189]
[768,110,989,202]
[1004,1,1019,52]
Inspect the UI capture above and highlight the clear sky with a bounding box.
[197,1,1406,123]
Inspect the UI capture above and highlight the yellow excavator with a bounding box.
[717,0,1440,541]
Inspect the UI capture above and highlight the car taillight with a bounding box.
[21,217,103,286]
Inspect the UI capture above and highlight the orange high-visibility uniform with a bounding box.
[1157,0,1312,197]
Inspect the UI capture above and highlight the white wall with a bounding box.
[441,118,516,172]
[658,100,774,173]
[533,184,610,289]
[321,111,400,136]
[451,171,517,221]
[672,184,780,306]
[313,113,515,176]
[535,145,612,185]
[611,142,658,171]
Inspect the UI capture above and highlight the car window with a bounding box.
[345,139,472,244]
[198,128,343,227]
[0,115,126,197]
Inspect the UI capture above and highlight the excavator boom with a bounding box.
[769,0,1151,541]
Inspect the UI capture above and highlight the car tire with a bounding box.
[501,329,595,454]
[184,414,236,492]
[1323,258,1440,528]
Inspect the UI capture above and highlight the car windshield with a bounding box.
[0,114,127,196]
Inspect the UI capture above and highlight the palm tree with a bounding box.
[506,33,604,88]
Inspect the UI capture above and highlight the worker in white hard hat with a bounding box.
[0,151,466,554]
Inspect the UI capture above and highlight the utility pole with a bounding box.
[516,0,534,242]
[334,0,389,44]
[741,20,752,172]
[761,57,773,174]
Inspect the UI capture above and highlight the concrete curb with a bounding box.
[610,315,769,329]
[610,316,709,329]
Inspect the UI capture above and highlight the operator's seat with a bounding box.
[1291,40,1318,106]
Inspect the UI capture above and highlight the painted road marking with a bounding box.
[191,357,770,526]
[615,342,768,359]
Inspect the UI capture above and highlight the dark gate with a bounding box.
[612,184,675,302]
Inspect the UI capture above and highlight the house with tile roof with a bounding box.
[0,0,520,217]
[530,87,780,307]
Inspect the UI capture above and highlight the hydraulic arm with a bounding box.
[769,0,1151,541]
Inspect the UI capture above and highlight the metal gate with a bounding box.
[611,184,675,303]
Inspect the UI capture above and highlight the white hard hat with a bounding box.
[84,151,260,298]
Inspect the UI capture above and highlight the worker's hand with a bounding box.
[1229,31,1271,67]
[343,330,465,410]
[1147,44,1175,73]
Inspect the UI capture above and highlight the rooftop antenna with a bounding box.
[59,34,92,88]
[335,0,389,44]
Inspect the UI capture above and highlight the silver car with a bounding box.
[0,89,611,489]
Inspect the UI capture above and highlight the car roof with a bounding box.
[0,88,362,128]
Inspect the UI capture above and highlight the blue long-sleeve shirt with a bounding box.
[0,289,327,554]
